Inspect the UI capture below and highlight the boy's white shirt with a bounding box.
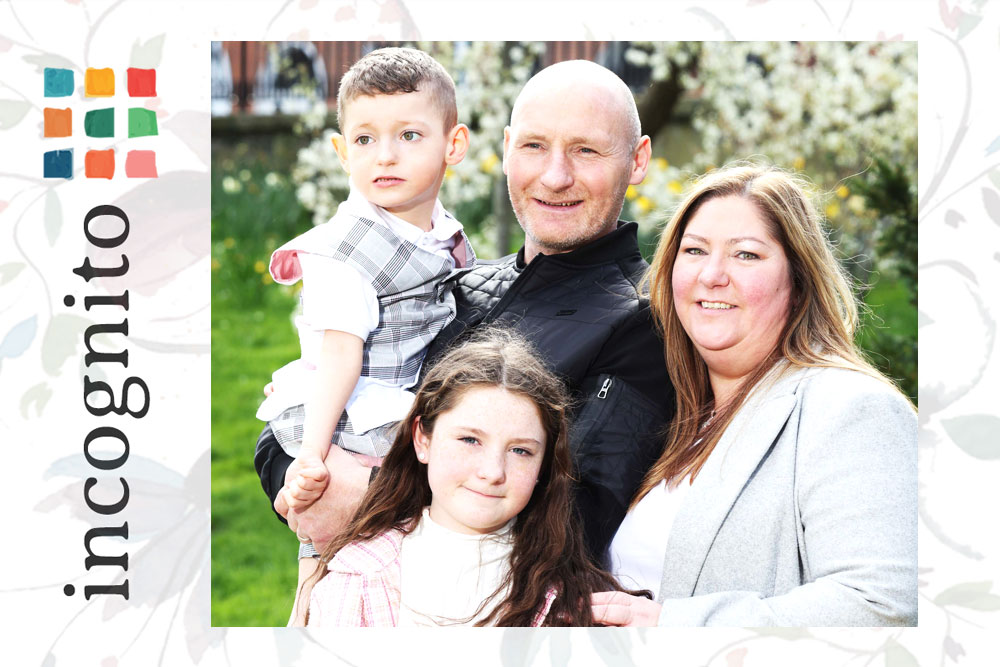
[256,188,462,438]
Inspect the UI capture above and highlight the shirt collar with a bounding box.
[346,186,463,245]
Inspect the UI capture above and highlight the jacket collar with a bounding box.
[658,364,813,598]
[515,221,641,269]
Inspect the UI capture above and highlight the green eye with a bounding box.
[357,136,372,145]
[402,131,420,141]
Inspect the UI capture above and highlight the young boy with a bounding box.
[256,47,473,533]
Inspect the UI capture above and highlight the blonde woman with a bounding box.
[594,163,917,626]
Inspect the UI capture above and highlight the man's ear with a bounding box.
[501,126,511,176]
[445,123,470,166]
[628,135,652,185]
[331,133,351,174]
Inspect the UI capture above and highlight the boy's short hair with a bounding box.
[337,47,458,132]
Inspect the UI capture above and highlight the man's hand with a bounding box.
[590,591,661,627]
[275,445,380,551]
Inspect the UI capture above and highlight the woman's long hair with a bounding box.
[304,327,634,626]
[636,161,907,504]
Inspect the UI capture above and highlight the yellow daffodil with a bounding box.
[836,185,849,199]
[636,196,653,214]
[626,185,638,201]
[480,153,499,173]
[825,202,841,219]
[668,180,683,194]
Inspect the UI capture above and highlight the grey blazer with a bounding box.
[656,365,917,626]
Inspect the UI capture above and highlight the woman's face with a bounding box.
[671,195,793,382]
[414,386,545,535]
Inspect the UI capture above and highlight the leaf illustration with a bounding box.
[130,34,166,69]
[942,415,1000,459]
[986,135,1000,157]
[726,648,748,667]
[0,262,26,285]
[0,99,32,130]
[500,628,546,667]
[45,188,62,246]
[957,12,983,40]
[587,627,632,664]
[0,315,37,362]
[918,309,933,328]
[41,314,91,376]
[23,53,77,74]
[20,382,52,418]
[884,639,919,667]
[934,581,1000,610]
[162,111,210,166]
[981,187,1000,226]
[944,209,964,227]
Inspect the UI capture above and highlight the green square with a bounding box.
[128,108,158,138]
[84,108,115,138]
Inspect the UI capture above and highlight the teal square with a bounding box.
[85,108,115,138]
[128,108,158,138]
[44,68,74,97]
[43,149,73,179]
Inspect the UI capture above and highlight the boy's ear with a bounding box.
[331,133,351,174]
[444,123,470,166]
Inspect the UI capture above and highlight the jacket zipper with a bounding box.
[597,377,612,399]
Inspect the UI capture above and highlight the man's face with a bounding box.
[503,85,646,260]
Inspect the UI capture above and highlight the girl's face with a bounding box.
[414,386,546,535]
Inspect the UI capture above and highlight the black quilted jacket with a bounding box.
[424,221,676,562]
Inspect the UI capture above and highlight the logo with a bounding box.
[43,67,159,179]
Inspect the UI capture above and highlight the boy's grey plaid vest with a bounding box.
[288,212,474,387]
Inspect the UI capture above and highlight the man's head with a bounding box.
[332,47,468,228]
[503,60,651,262]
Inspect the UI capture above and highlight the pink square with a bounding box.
[125,150,157,178]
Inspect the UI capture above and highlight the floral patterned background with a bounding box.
[1,0,998,664]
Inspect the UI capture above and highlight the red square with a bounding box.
[127,68,156,97]
[85,149,115,179]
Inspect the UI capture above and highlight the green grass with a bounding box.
[211,137,315,626]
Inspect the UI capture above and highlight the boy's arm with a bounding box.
[282,329,363,509]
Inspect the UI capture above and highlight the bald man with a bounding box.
[257,60,675,566]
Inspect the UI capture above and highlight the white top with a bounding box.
[609,476,693,595]
[397,508,514,626]
[256,191,462,438]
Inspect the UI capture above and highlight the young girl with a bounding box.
[299,329,641,626]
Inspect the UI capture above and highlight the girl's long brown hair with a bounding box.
[304,327,637,626]
[637,161,910,506]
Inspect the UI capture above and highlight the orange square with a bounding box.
[43,107,72,137]
[85,68,115,97]
[85,149,115,179]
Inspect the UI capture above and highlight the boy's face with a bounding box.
[333,88,466,229]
